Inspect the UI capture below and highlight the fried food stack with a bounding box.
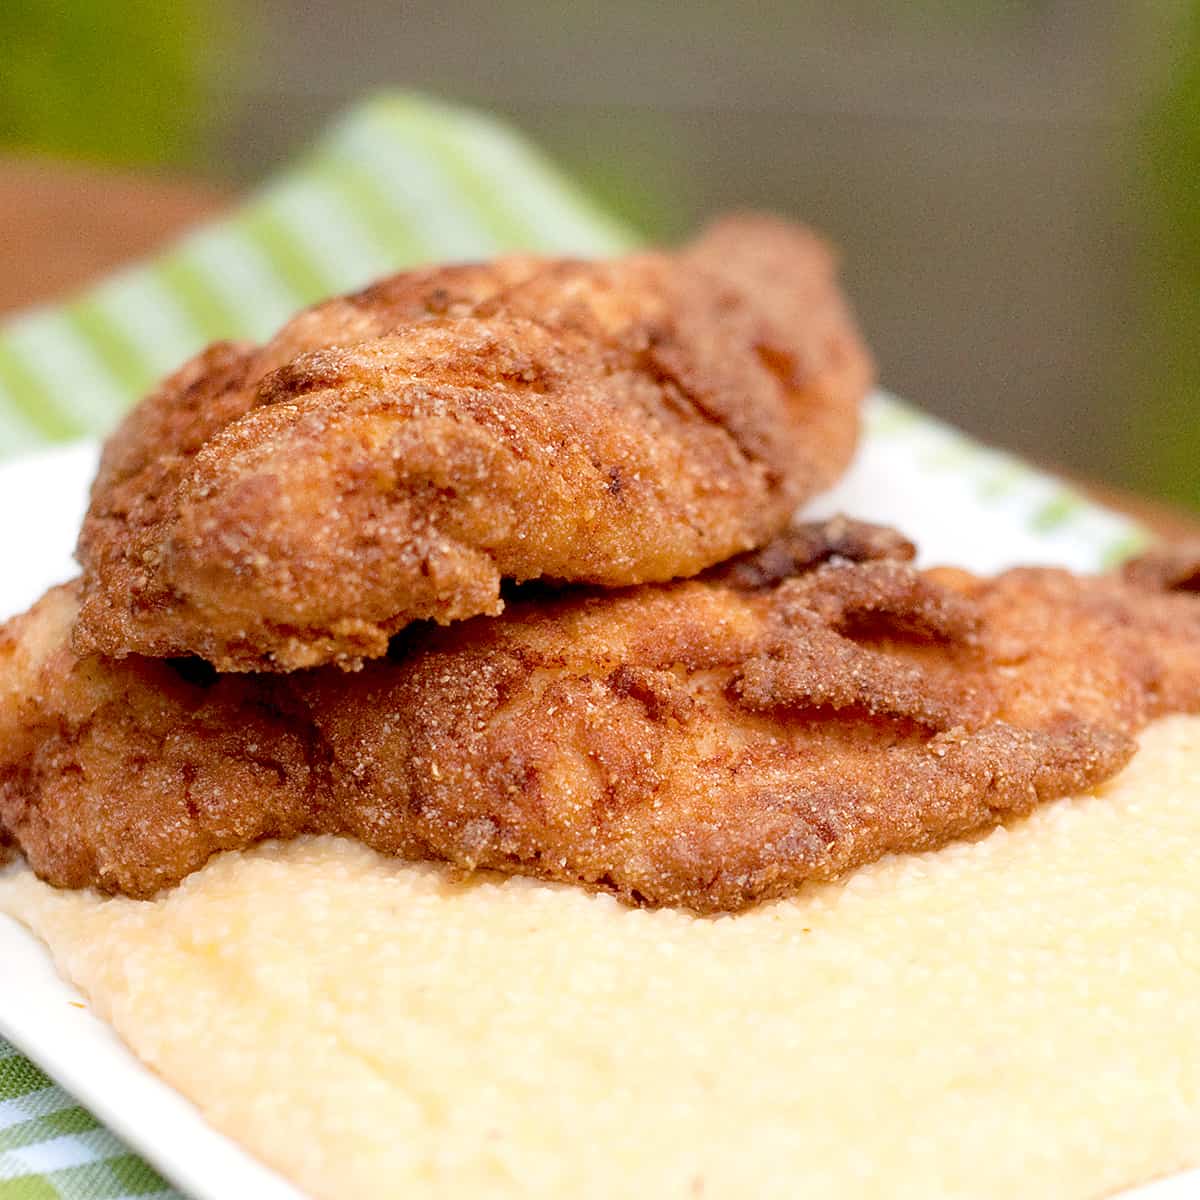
[75,214,868,671]
[3,215,1199,913]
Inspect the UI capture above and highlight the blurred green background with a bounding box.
[1,0,1197,506]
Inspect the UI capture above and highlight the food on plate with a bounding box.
[5,713,1200,1199]
[71,215,871,672]
[4,521,1200,911]
[2,183,1199,1200]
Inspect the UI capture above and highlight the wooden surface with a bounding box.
[1,156,1197,540]
[0,157,227,314]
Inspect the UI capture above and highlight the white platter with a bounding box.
[0,440,1195,1199]
[0,443,304,1200]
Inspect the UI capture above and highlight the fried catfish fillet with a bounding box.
[6,522,1200,913]
[72,215,872,672]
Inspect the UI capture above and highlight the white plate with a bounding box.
[0,443,305,1200]
[0,441,1195,1200]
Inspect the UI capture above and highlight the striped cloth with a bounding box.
[0,93,633,460]
[0,1046,172,1199]
[0,92,1145,1200]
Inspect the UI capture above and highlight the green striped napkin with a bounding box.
[0,91,1146,1200]
[0,1047,173,1200]
[0,93,632,458]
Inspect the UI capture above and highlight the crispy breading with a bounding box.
[0,586,321,894]
[1122,541,1200,593]
[72,215,871,672]
[5,523,1200,912]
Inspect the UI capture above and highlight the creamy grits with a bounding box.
[3,717,1200,1199]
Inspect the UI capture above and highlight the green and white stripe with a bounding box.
[0,1044,173,1199]
[0,93,635,453]
[0,91,1148,1200]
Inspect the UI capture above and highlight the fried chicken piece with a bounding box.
[73,215,871,672]
[0,586,323,893]
[1122,541,1200,593]
[6,523,1200,912]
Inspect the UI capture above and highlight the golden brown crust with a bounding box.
[73,215,871,672]
[1122,541,1200,593]
[0,584,324,895]
[704,515,916,589]
[7,523,1200,911]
